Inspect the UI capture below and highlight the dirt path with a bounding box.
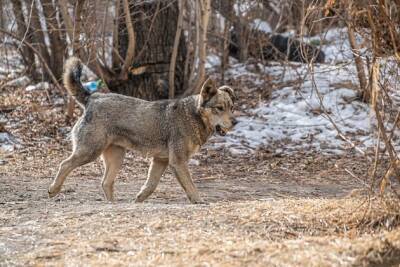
[1,149,365,208]
[1,148,400,266]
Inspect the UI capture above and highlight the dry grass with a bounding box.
[1,196,400,266]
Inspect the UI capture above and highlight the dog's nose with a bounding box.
[232,118,238,126]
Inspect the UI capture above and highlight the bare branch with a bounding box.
[347,20,368,101]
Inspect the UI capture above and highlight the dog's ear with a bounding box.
[200,78,217,105]
[219,86,236,103]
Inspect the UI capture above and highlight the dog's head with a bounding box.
[198,78,237,136]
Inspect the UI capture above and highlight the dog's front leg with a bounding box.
[169,160,203,204]
[135,157,168,203]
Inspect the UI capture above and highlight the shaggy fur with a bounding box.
[48,57,237,203]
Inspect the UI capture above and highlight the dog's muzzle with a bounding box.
[216,125,228,136]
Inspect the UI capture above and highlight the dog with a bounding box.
[48,57,237,204]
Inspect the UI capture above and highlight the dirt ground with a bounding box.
[1,86,400,266]
[1,144,400,266]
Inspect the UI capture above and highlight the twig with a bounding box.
[344,168,370,189]
[370,133,380,193]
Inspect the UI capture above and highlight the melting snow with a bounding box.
[25,82,50,91]
[0,132,18,153]
[210,62,377,155]
[207,28,397,155]
[251,19,272,34]
[4,76,31,88]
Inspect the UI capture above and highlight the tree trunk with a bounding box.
[58,0,86,119]
[108,0,187,100]
[347,20,368,102]
[212,0,248,62]
[234,18,250,62]
[11,0,38,79]
[220,18,230,83]
[190,0,211,94]
[31,1,51,79]
[42,0,65,81]
[168,0,184,99]
[0,0,4,31]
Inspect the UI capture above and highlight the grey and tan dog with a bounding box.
[48,57,237,203]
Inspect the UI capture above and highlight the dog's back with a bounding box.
[81,93,171,155]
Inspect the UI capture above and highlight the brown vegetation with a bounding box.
[1,0,400,265]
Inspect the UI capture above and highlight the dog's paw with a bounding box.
[48,186,61,198]
[134,197,144,203]
[190,199,208,205]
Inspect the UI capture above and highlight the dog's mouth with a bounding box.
[215,125,228,136]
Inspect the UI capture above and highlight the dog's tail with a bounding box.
[63,57,90,107]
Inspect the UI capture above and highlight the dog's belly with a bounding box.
[111,136,169,158]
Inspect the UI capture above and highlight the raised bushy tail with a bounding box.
[63,57,90,107]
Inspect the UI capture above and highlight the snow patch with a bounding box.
[4,76,31,87]
[251,19,272,33]
[26,82,50,91]
[189,159,200,166]
[233,1,261,16]
[320,28,367,63]
[205,54,221,69]
[208,37,398,155]
[0,132,18,153]
[223,76,372,153]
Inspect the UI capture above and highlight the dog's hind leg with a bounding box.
[48,146,103,198]
[135,157,168,203]
[101,145,125,202]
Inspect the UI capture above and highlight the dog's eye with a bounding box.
[216,106,224,112]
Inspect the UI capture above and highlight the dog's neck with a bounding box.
[180,95,213,146]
